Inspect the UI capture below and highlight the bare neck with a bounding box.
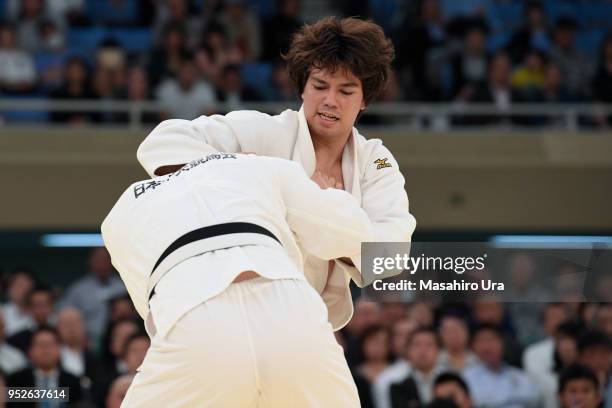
[311,132,350,170]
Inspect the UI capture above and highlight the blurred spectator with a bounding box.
[343,299,382,368]
[408,301,435,328]
[506,1,551,64]
[215,64,261,111]
[50,56,96,124]
[450,23,489,99]
[38,19,66,53]
[155,55,217,120]
[592,34,612,127]
[523,303,570,376]
[530,320,582,408]
[390,317,418,362]
[7,0,87,28]
[105,374,134,408]
[262,0,302,61]
[1,268,35,337]
[390,327,442,407]
[596,303,612,338]
[7,285,56,353]
[153,0,202,49]
[148,21,190,88]
[506,254,550,345]
[463,324,540,407]
[535,63,577,105]
[472,297,523,367]
[352,325,391,408]
[123,332,150,375]
[394,0,447,101]
[0,23,37,93]
[0,309,27,375]
[13,0,55,52]
[56,308,101,389]
[267,59,296,102]
[217,0,262,61]
[456,53,521,126]
[549,17,594,99]
[437,314,477,373]
[374,327,442,408]
[432,372,472,408]
[558,364,602,408]
[108,294,137,324]
[92,40,128,123]
[121,65,158,124]
[197,22,243,82]
[511,49,547,97]
[61,247,126,346]
[577,330,612,400]
[6,327,84,406]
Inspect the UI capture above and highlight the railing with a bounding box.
[0,99,611,131]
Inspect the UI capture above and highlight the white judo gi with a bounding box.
[101,153,373,407]
[137,106,417,330]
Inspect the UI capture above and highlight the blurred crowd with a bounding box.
[0,0,612,126]
[0,247,611,407]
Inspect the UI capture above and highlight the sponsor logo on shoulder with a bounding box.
[374,158,392,170]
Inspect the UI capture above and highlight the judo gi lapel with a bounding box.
[293,106,317,176]
[341,128,362,205]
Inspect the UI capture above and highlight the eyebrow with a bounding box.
[312,76,359,88]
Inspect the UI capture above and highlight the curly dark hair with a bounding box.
[282,17,395,105]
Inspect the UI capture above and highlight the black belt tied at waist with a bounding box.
[148,222,282,301]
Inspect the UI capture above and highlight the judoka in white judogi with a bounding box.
[101,153,373,407]
[136,106,417,330]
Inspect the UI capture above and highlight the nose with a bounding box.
[322,89,338,108]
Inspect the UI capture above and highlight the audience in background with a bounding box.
[0,309,27,375]
[1,268,35,337]
[0,23,37,93]
[7,285,56,353]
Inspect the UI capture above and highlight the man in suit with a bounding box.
[6,326,83,407]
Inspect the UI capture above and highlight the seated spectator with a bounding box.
[50,57,96,124]
[6,327,84,405]
[433,372,472,408]
[558,364,602,408]
[511,49,547,97]
[471,297,523,367]
[118,65,158,125]
[592,34,612,127]
[342,299,382,368]
[153,0,202,49]
[450,23,490,99]
[352,325,392,408]
[13,0,55,53]
[0,309,28,375]
[1,268,35,337]
[61,247,126,347]
[506,1,551,64]
[390,327,442,407]
[216,0,262,61]
[123,332,150,375]
[148,21,190,88]
[595,303,612,338]
[455,53,522,127]
[394,0,447,101]
[155,55,217,120]
[549,17,593,99]
[463,324,540,407]
[389,317,418,362]
[267,59,297,102]
[56,308,101,392]
[408,302,435,328]
[105,374,134,408]
[0,23,37,94]
[577,330,612,401]
[108,294,138,325]
[374,327,442,408]
[262,0,302,61]
[7,285,56,353]
[523,303,570,376]
[215,64,261,112]
[197,22,243,83]
[37,19,65,53]
[437,314,478,373]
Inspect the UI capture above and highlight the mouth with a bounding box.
[318,112,340,122]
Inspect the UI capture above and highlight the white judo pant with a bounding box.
[122,277,360,407]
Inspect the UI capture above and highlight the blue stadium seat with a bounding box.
[487,31,512,52]
[241,63,273,97]
[488,1,523,33]
[67,28,107,56]
[247,0,274,18]
[109,28,153,53]
[544,0,577,26]
[369,0,397,32]
[85,0,138,25]
[0,0,7,20]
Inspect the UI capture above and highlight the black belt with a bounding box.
[149,222,281,300]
